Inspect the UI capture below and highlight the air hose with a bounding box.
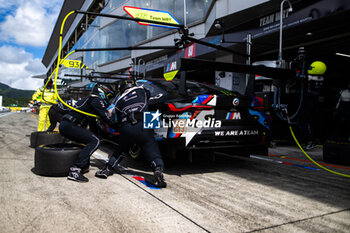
[41,50,75,104]
[284,109,350,178]
[273,83,304,124]
[53,10,99,118]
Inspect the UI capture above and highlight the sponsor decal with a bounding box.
[214,129,259,136]
[149,93,163,100]
[185,43,196,58]
[226,112,241,120]
[166,61,177,72]
[249,109,271,130]
[192,95,213,104]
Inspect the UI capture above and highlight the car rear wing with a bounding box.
[167,58,296,95]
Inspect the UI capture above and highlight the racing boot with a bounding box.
[153,166,167,188]
[113,164,130,174]
[303,141,315,151]
[81,164,90,174]
[67,166,89,182]
[95,164,114,179]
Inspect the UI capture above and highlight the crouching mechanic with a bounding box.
[59,84,117,182]
[95,80,167,188]
[47,100,75,132]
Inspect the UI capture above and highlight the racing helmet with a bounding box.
[91,83,115,105]
[44,78,53,88]
[118,79,136,93]
[308,61,327,75]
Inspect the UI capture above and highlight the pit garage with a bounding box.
[197,0,350,144]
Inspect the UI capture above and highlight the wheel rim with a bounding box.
[129,144,141,159]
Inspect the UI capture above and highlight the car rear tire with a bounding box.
[34,143,83,177]
[30,131,65,148]
[323,140,350,165]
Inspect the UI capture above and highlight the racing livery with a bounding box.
[99,78,271,157]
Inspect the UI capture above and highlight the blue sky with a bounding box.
[0,0,64,90]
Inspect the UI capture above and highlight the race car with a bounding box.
[97,78,271,158]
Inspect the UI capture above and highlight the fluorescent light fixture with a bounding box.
[335,53,350,58]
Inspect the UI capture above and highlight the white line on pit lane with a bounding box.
[92,151,109,162]
[0,112,14,118]
[250,155,283,164]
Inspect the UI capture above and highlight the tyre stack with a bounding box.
[323,140,350,166]
[30,131,83,177]
[34,143,83,177]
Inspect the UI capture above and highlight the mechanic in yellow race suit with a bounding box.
[32,78,58,131]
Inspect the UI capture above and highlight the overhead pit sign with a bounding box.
[123,6,180,29]
[61,60,87,69]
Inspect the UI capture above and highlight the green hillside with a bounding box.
[0,82,35,107]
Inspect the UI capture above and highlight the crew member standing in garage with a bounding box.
[334,80,350,141]
[32,78,58,131]
[95,80,167,188]
[59,84,116,182]
[298,61,327,150]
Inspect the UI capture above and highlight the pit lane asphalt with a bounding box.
[1,112,349,233]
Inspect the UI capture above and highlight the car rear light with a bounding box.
[167,103,213,112]
[252,106,265,110]
[260,135,266,144]
[251,96,265,111]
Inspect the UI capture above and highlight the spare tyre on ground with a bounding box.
[30,131,65,148]
[323,140,350,166]
[34,143,83,177]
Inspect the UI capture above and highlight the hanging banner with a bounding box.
[205,0,350,45]
[123,6,180,29]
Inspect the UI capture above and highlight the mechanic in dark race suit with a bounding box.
[333,80,350,141]
[95,79,166,188]
[47,100,75,132]
[59,84,116,182]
